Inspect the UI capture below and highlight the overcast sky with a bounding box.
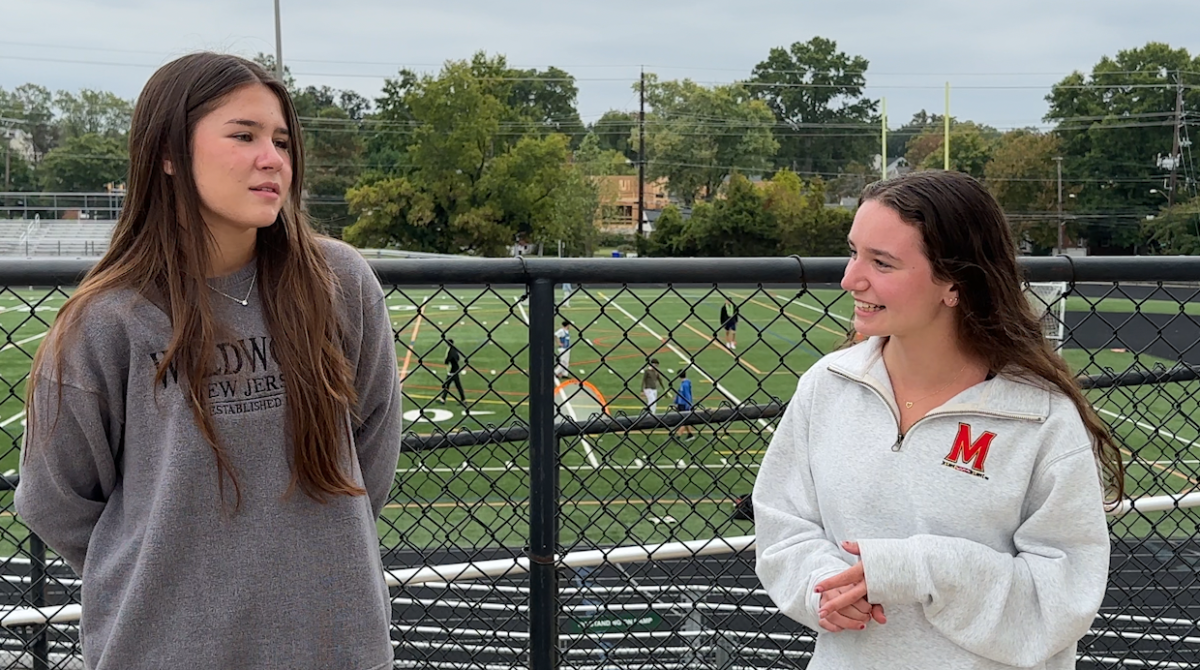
[3,0,1198,130]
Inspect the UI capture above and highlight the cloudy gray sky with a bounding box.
[3,0,1198,130]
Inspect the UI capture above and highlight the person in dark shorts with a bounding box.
[439,338,466,404]
[720,299,739,350]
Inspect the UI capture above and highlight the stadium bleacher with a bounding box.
[0,219,115,258]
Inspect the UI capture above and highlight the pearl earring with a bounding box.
[948,297,959,307]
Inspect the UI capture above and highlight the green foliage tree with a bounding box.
[643,205,689,256]
[644,171,853,257]
[985,130,1072,253]
[1045,42,1200,250]
[573,132,634,176]
[749,37,877,175]
[1143,198,1200,255]
[591,110,636,160]
[0,84,57,159]
[39,133,127,192]
[344,56,595,256]
[905,121,998,178]
[639,75,777,204]
[53,89,133,141]
[303,106,365,237]
[766,170,853,256]
[888,111,943,162]
[507,66,586,145]
[700,173,778,256]
[2,149,38,191]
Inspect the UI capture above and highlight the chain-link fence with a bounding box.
[1,255,1200,669]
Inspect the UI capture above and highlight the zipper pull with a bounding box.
[891,433,904,452]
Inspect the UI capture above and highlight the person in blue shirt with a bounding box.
[554,320,572,378]
[673,369,695,441]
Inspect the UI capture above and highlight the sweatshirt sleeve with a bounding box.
[351,279,404,521]
[858,446,1110,666]
[754,376,854,632]
[15,380,123,575]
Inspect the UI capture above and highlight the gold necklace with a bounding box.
[902,364,967,409]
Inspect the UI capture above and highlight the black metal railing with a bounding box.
[2,255,1200,669]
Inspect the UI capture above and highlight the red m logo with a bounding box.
[944,423,996,473]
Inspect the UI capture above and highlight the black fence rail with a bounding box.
[2,256,1200,669]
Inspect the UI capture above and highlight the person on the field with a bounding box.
[439,338,466,404]
[720,299,739,349]
[555,320,572,378]
[641,358,664,414]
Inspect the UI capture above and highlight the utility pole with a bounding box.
[1168,71,1183,208]
[273,0,284,82]
[1053,156,1064,252]
[637,69,645,239]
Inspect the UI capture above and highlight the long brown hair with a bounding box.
[856,170,1124,504]
[27,52,364,507]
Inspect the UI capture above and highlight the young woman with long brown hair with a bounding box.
[754,170,1122,669]
[15,53,402,669]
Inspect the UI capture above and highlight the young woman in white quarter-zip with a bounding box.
[754,170,1123,670]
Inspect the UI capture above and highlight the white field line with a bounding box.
[0,411,24,429]
[514,298,600,468]
[598,292,773,434]
[780,295,852,323]
[1095,407,1198,449]
[0,305,60,314]
[0,332,47,353]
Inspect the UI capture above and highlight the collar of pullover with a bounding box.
[827,337,1052,423]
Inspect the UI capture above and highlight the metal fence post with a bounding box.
[528,277,559,670]
[29,532,47,670]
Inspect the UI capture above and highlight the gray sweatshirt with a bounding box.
[754,337,1110,670]
[15,239,403,670]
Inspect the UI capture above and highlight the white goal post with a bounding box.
[1025,281,1068,343]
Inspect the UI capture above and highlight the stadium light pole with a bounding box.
[273,0,284,81]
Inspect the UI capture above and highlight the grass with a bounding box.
[1,284,1198,557]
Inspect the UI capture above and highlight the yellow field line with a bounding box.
[398,301,427,383]
[678,321,764,375]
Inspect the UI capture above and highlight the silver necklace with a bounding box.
[208,272,257,306]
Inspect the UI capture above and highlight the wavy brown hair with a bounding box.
[27,52,363,507]
[853,170,1124,504]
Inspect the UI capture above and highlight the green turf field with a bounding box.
[1,285,1199,555]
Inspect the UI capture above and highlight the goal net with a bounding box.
[1024,281,1068,343]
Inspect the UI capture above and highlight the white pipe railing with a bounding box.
[381,535,756,588]
[3,488,1200,629]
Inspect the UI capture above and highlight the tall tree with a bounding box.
[39,133,127,192]
[591,110,636,160]
[765,170,853,256]
[303,106,365,237]
[573,132,634,176]
[888,111,943,161]
[639,75,778,204]
[749,37,877,175]
[1045,42,1200,250]
[53,89,134,141]
[907,121,998,178]
[1,149,37,192]
[0,84,57,160]
[508,66,586,146]
[344,56,595,256]
[985,130,1071,253]
[1143,197,1200,255]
